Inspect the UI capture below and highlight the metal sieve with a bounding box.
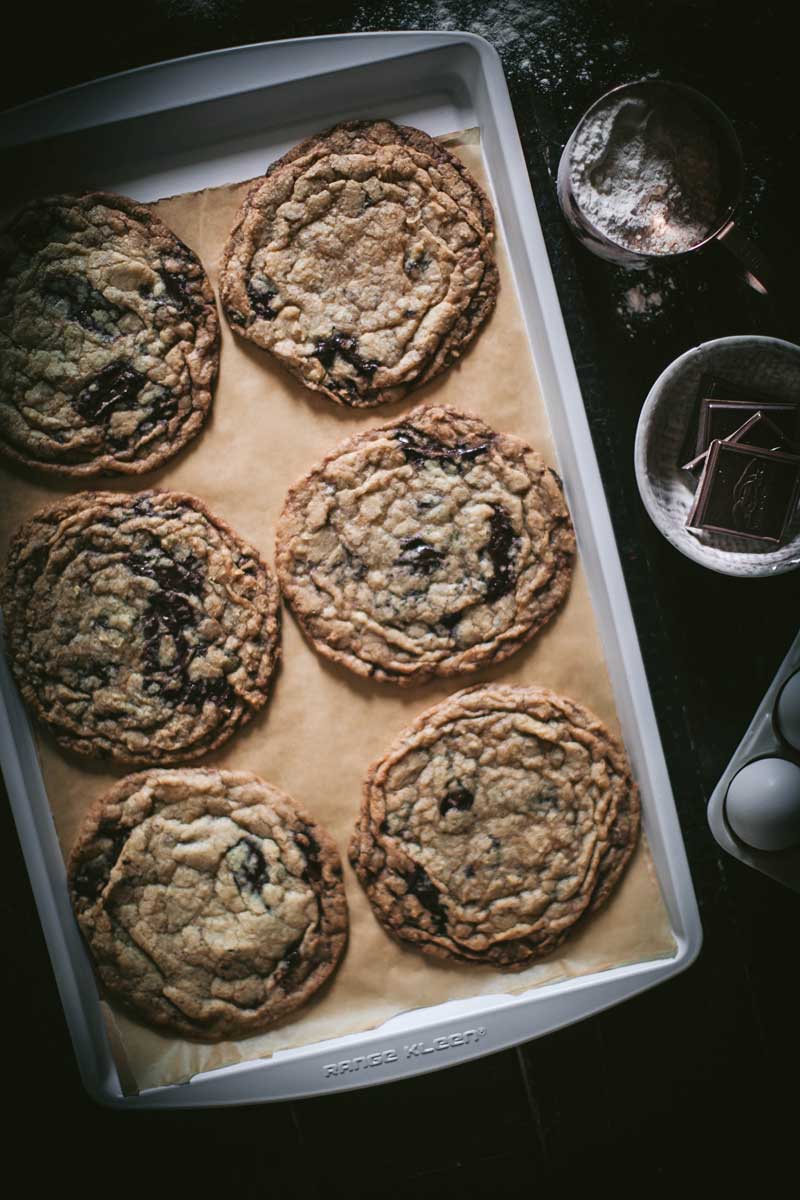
[557,79,774,294]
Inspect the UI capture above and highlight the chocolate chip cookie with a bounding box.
[350,684,640,969]
[220,120,497,407]
[2,491,280,763]
[68,769,347,1040]
[0,193,218,475]
[275,405,575,684]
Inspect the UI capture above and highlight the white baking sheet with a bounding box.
[0,32,701,1107]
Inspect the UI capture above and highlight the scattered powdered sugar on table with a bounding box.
[614,270,679,337]
[624,283,663,315]
[158,0,246,19]
[351,0,630,91]
[568,85,723,255]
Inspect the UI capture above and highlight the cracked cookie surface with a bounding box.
[0,193,218,475]
[3,491,280,763]
[69,769,347,1040]
[275,405,575,684]
[350,684,640,969]
[220,120,497,407]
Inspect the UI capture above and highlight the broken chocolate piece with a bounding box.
[678,373,799,467]
[695,399,799,459]
[683,411,795,474]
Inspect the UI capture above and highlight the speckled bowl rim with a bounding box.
[634,334,800,577]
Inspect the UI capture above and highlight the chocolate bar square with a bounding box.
[686,440,800,543]
[682,411,793,474]
[678,372,797,466]
[695,399,800,457]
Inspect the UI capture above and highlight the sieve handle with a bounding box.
[716,221,776,295]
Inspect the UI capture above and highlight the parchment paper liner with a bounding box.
[0,132,675,1094]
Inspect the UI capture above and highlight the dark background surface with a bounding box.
[1,1,797,1194]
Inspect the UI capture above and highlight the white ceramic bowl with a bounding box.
[634,335,800,576]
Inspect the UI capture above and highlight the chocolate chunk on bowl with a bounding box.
[68,769,348,1041]
[2,491,280,763]
[275,404,575,685]
[679,373,798,466]
[686,440,800,544]
[692,398,799,460]
[219,119,498,408]
[0,193,219,476]
[682,411,792,474]
[350,684,640,969]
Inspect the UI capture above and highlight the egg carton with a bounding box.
[707,628,800,890]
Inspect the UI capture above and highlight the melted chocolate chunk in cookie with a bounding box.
[439,785,474,816]
[395,423,491,466]
[406,864,448,931]
[159,269,203,316]
[298,825,324,884]
[484,506,516,602]
[129,550,201,669]
[127,548,238,713]
[183,676,235,711]
[75,362,146,424]
[314,333,379,378]
[229,837,270,896]
[72,821,128,901]
[396,536,444,574]
[246,275,278,321]
[129,549,204,597]
[403,251,431,277]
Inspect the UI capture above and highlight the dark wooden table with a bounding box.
[2,2,797,1193]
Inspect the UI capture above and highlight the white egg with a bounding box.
[725,757,800,851]
[776,670,800,752]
